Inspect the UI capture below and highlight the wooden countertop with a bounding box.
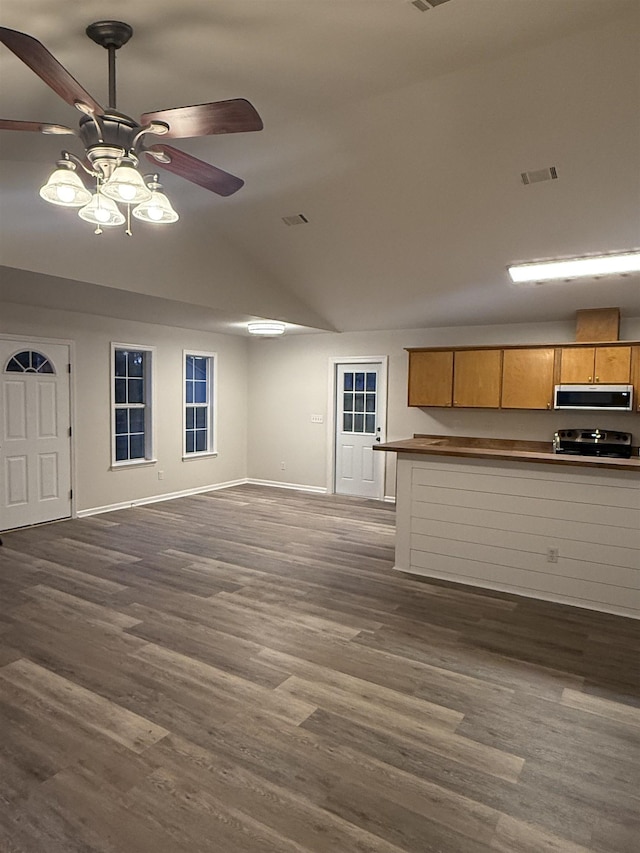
[374,434,640,472]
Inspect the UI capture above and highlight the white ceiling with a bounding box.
[1,0,639,335]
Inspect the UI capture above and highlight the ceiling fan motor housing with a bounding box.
[79,114,140,178]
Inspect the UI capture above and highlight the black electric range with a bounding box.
[553,429,633,459]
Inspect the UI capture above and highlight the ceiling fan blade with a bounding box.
[140,99,263,139]
[0,26,104,115]
[0,118,75,135]
[145,144,244,196]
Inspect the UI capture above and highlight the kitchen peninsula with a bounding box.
[375,435,640,619]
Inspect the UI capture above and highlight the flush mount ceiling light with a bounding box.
[0,21,263,236]
[508,251,640,284]
[247,321,286,337]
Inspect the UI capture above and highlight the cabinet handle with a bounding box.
[595,376,599,383]
[547,401,551,409]
[588,376,592,382]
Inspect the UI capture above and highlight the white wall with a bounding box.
[3,295,639,517]
[1,302,249,514]
[248,317,640,497]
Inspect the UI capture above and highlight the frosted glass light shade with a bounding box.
[78,193,125,227]
[247,321,286,336]
[39,168,92,207]
[102,160,151,204]
[132,189,179,223]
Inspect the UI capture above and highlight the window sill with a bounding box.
[182,451,218,461]
[110,458,158,470]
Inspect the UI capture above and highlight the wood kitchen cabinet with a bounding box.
[453,349,501,408]
[406,339,639,410]
[407,350,453,406]
[501,348,555,409]
[559,346,631,384]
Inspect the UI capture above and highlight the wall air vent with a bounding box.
[282,214,309,226]
[521,166,558,185]
[410,0,451,10]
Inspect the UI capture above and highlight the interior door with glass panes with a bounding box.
[335,362,384,498]
[0,339,71,531]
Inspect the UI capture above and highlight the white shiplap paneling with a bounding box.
[394,454,640,619]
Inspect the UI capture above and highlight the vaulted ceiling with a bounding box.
[1,0,638,335]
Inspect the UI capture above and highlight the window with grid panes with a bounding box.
[112,345,153,465]
[184,352,215,456]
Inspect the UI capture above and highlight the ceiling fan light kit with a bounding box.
[100,156,152,204]
[0,21,264,236]
[77,192,125,228]
[38,160,92,207]
[132,180,179,224]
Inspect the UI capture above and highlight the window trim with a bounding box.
[110,342,156,469]
[182,349,217,460]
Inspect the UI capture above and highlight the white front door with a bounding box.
[334,361,385,499]
[0,340,72,531]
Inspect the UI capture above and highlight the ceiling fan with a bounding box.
[0,21,263,231]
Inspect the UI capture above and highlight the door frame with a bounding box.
[0,332,77,525]
[326,355,389,499]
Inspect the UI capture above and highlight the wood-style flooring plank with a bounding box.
[1,483,638,852]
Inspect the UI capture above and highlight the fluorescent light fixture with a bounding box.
[247,321,286,336]
[508,251,640,284]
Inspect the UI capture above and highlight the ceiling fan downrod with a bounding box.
[85,21,133,110]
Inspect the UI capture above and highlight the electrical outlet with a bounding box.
[311,414,324,424]
[280,461,286,470]
[546,547,559,563]
[158,470,164,480]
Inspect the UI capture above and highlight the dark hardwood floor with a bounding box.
[0,484,639,852]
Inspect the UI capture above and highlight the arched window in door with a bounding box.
[4,350,55,374]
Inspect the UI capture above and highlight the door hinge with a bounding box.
[69,489,73,500]
[68,426,72,437]
[67,363,71,374]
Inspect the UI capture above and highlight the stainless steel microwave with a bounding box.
[554,384,634,411]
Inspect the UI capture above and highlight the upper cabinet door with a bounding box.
[407,351,453,407]
[560,347,595,383]
[594,346,632,383]
[453,350,501,408]
[501,348,555,409]
[560,346,632,383]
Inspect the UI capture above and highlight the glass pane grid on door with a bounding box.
[5,350,55,374]
[342,371,377,434]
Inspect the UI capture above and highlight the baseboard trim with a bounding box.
[76,476,385,518]
[246,478,327,494]
[76,478,248,518]
[391,565,640,621]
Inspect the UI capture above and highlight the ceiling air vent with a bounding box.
[282,214,309,226]
[410,0,451,10]
[521,166,558,185]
